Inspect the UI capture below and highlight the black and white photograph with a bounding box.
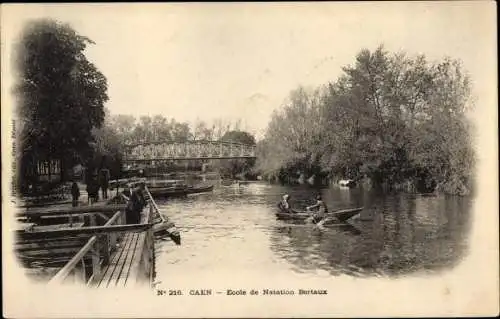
[2,2,498,317]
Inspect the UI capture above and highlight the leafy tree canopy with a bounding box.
[16,18,108,180]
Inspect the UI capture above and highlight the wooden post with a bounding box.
[90,214,96,227]
[109,218,117,250]
[91,246,101,280]
[100,234,110,264]
[89,214,102,279]
[80,259,86,283]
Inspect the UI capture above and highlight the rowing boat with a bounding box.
[153,215,181,245]
[148,187,188,198]
[187,184,214,195]
[148,184,214,198]
[276,206,363,223]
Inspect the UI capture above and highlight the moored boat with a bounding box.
[153,214,181,245]
[147,187,188,198]
[187,184,214,194]
[220,179,236,186]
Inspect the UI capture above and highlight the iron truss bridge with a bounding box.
[123,140,257,162]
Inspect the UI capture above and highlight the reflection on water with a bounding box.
[155,183,472,280]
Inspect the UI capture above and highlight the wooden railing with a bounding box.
[47,196,156,287]
[144,186,167,225]
[48,210,126,286]
[127,197,155,287]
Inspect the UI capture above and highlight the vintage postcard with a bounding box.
[2,2,498,318]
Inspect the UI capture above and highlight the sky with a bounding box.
[1,2,496,139]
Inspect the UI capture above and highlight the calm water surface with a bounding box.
[155,183,472,281]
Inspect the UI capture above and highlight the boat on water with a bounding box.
[111,178,214,198]
[220,179,236,186]
[152,213,181,245]
[276,206,363,223]
[339,179,356,188]
[187,184,214,194]
[147,184,214,198]
[148,186,188,198]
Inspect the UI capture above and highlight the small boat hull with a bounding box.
[187,185,214,194]
[276,207,363,223]
[153,214,181,245]
[148,187,188,198]
[148,184,214,198]
[331,207,364,222]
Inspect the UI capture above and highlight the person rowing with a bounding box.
[278,194,293,213]
[306,194,329,224]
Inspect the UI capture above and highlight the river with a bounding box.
[154,182,473,282]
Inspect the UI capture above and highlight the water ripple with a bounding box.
[155,183,472,280]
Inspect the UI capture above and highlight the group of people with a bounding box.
[279,193,329,223]
[70,169,111,207]
[70,177,148,225]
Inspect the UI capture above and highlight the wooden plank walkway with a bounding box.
[36,192,157,288]
[94,232,143,288]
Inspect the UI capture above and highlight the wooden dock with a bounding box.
[14,189,172,288]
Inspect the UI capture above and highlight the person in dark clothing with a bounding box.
[71,181,80,207]
[99,168,110,200]
[122,185,133,200]
[125,183,147,224]
[87,178,99,205]
[86,181,93,205]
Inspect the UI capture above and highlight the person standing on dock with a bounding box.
[87,178,99,205]
[99,168,110,200]
[71,181,80,207]
[126,182,147,224]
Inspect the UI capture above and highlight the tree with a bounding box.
[15,18,108,189]
[192,119,216,141]
[220,130,257,179]
[255,87,324,181]
[170,120,192,142]
[91,114,123,179]
[257,45,475,194]
[318,46,474,192]
[110,114,136,145]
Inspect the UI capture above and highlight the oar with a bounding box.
[304,207,314,224]
[315,216,333,228]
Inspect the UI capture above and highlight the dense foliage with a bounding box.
[107,115,247,145]
[15,19,108,190]
[256,46,475,195]
[219,130,257,179]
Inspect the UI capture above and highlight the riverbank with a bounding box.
[257,173,473,196]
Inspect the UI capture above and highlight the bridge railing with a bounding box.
[123,140,256,161]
